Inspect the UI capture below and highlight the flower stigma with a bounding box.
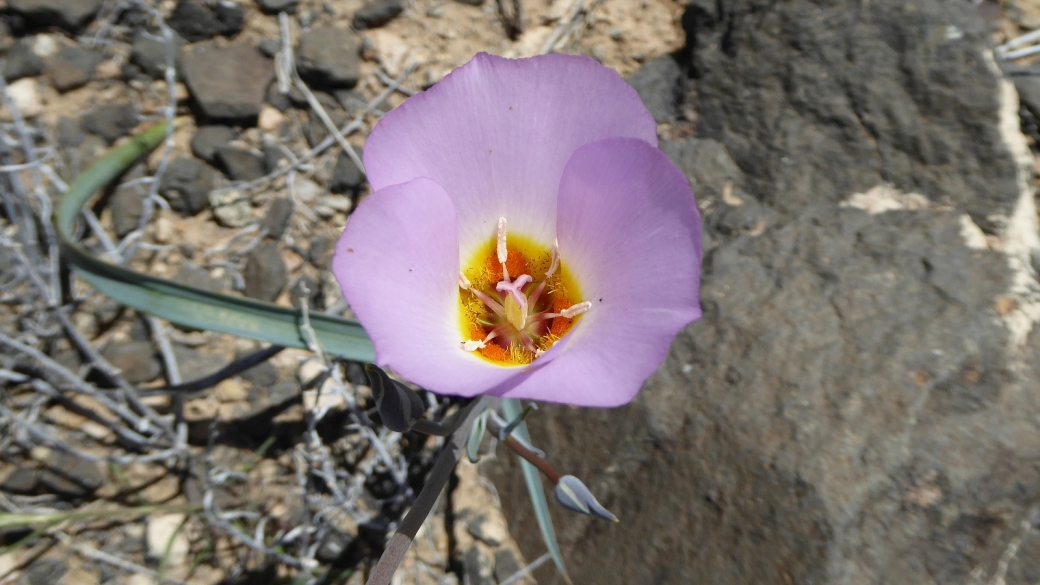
[458,217,589,365]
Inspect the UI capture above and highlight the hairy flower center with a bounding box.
[458,218,589,366]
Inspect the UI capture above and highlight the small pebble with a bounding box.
[6,77,42,117]
[258,104,286,132]
[215,378,249,402]
[146,514,190,566]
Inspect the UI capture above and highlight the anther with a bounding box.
[459,273,472,290]
[546,239,560,278]
[496,217,508,264]
[560,301,591,318]
[462,339,486,351]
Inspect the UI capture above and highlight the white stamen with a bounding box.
[534,349,545,358]
[462,339,486,351]
[546,239,560,278]
[496,217,508,264]
[560,301,592,319]
[458,273,471,290]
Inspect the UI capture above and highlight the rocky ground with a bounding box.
[3,0,1040,584]
[0,0,682,584]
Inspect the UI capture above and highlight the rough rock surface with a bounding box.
[625,54,683,123]
[100,341,160,384]
[295,26,361,89]
[352,0,405,30]
[81,103,137,145]
[215,146,266,181]
[159,157,217,215]
[1,39,43,81]
[191,125,237,164]
[6,0,103,32]
[330,148,365,194]
[243,241,288,301]
[46,45,102,92]
[182,42,274,123]
[256,0,300,15]
[491,1,1040,584]
[167,0,244,43]
[130,30,185,79]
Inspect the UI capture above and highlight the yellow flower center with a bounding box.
[457,219,587,366]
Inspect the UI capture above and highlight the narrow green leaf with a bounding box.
[55,121,375,362]
[502,398,566,578]
[467,408,489,463]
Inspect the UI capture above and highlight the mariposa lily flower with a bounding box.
[333,53,701,407]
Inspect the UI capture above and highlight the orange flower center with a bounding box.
[457,223,585,366]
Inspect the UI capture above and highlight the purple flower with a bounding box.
[332,53,702,407]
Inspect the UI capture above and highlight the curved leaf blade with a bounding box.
[56,121,375,362]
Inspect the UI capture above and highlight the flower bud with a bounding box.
[554,475,619,522]
[365,364,425,432]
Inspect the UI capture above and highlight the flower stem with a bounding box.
[365,396,490,585]
[487,413,562,484]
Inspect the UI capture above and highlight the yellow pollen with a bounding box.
[459,232,583,366]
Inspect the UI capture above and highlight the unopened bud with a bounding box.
[365,364,425,432]
[555,475,619,522]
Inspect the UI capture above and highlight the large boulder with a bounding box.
[490,1,1040,584]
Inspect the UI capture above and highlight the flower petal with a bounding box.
[333,178,519,396]
[364,52,658,255]
[488,137,702,406]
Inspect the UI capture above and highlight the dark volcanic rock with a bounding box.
[258,38,281,58]
[256,0,300,14]
[130,30,185,79]
[308,235,331,266]
[38,450,105,499]
[330,148,365,194]
[191,125,237,164]
[215,146,266,181]
[108,188,143,238]
[243,242,287,301]
[81,103,137,144]
[1,40,43,81]
[681,0,1017,232]
[352,0,405,29]
[182,42,274,123]
[159,157,217,215]
[295,26,361,89]
[168,0,244,42]
[491,2,1040,585]
[56,116,85,148]
[625,54,682,123]
[0,467,38,493]
[46,45,102,92]
[262,144,287,173]
[261,197,294,239]
[7,0,103,32]
[101,340,160,384]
